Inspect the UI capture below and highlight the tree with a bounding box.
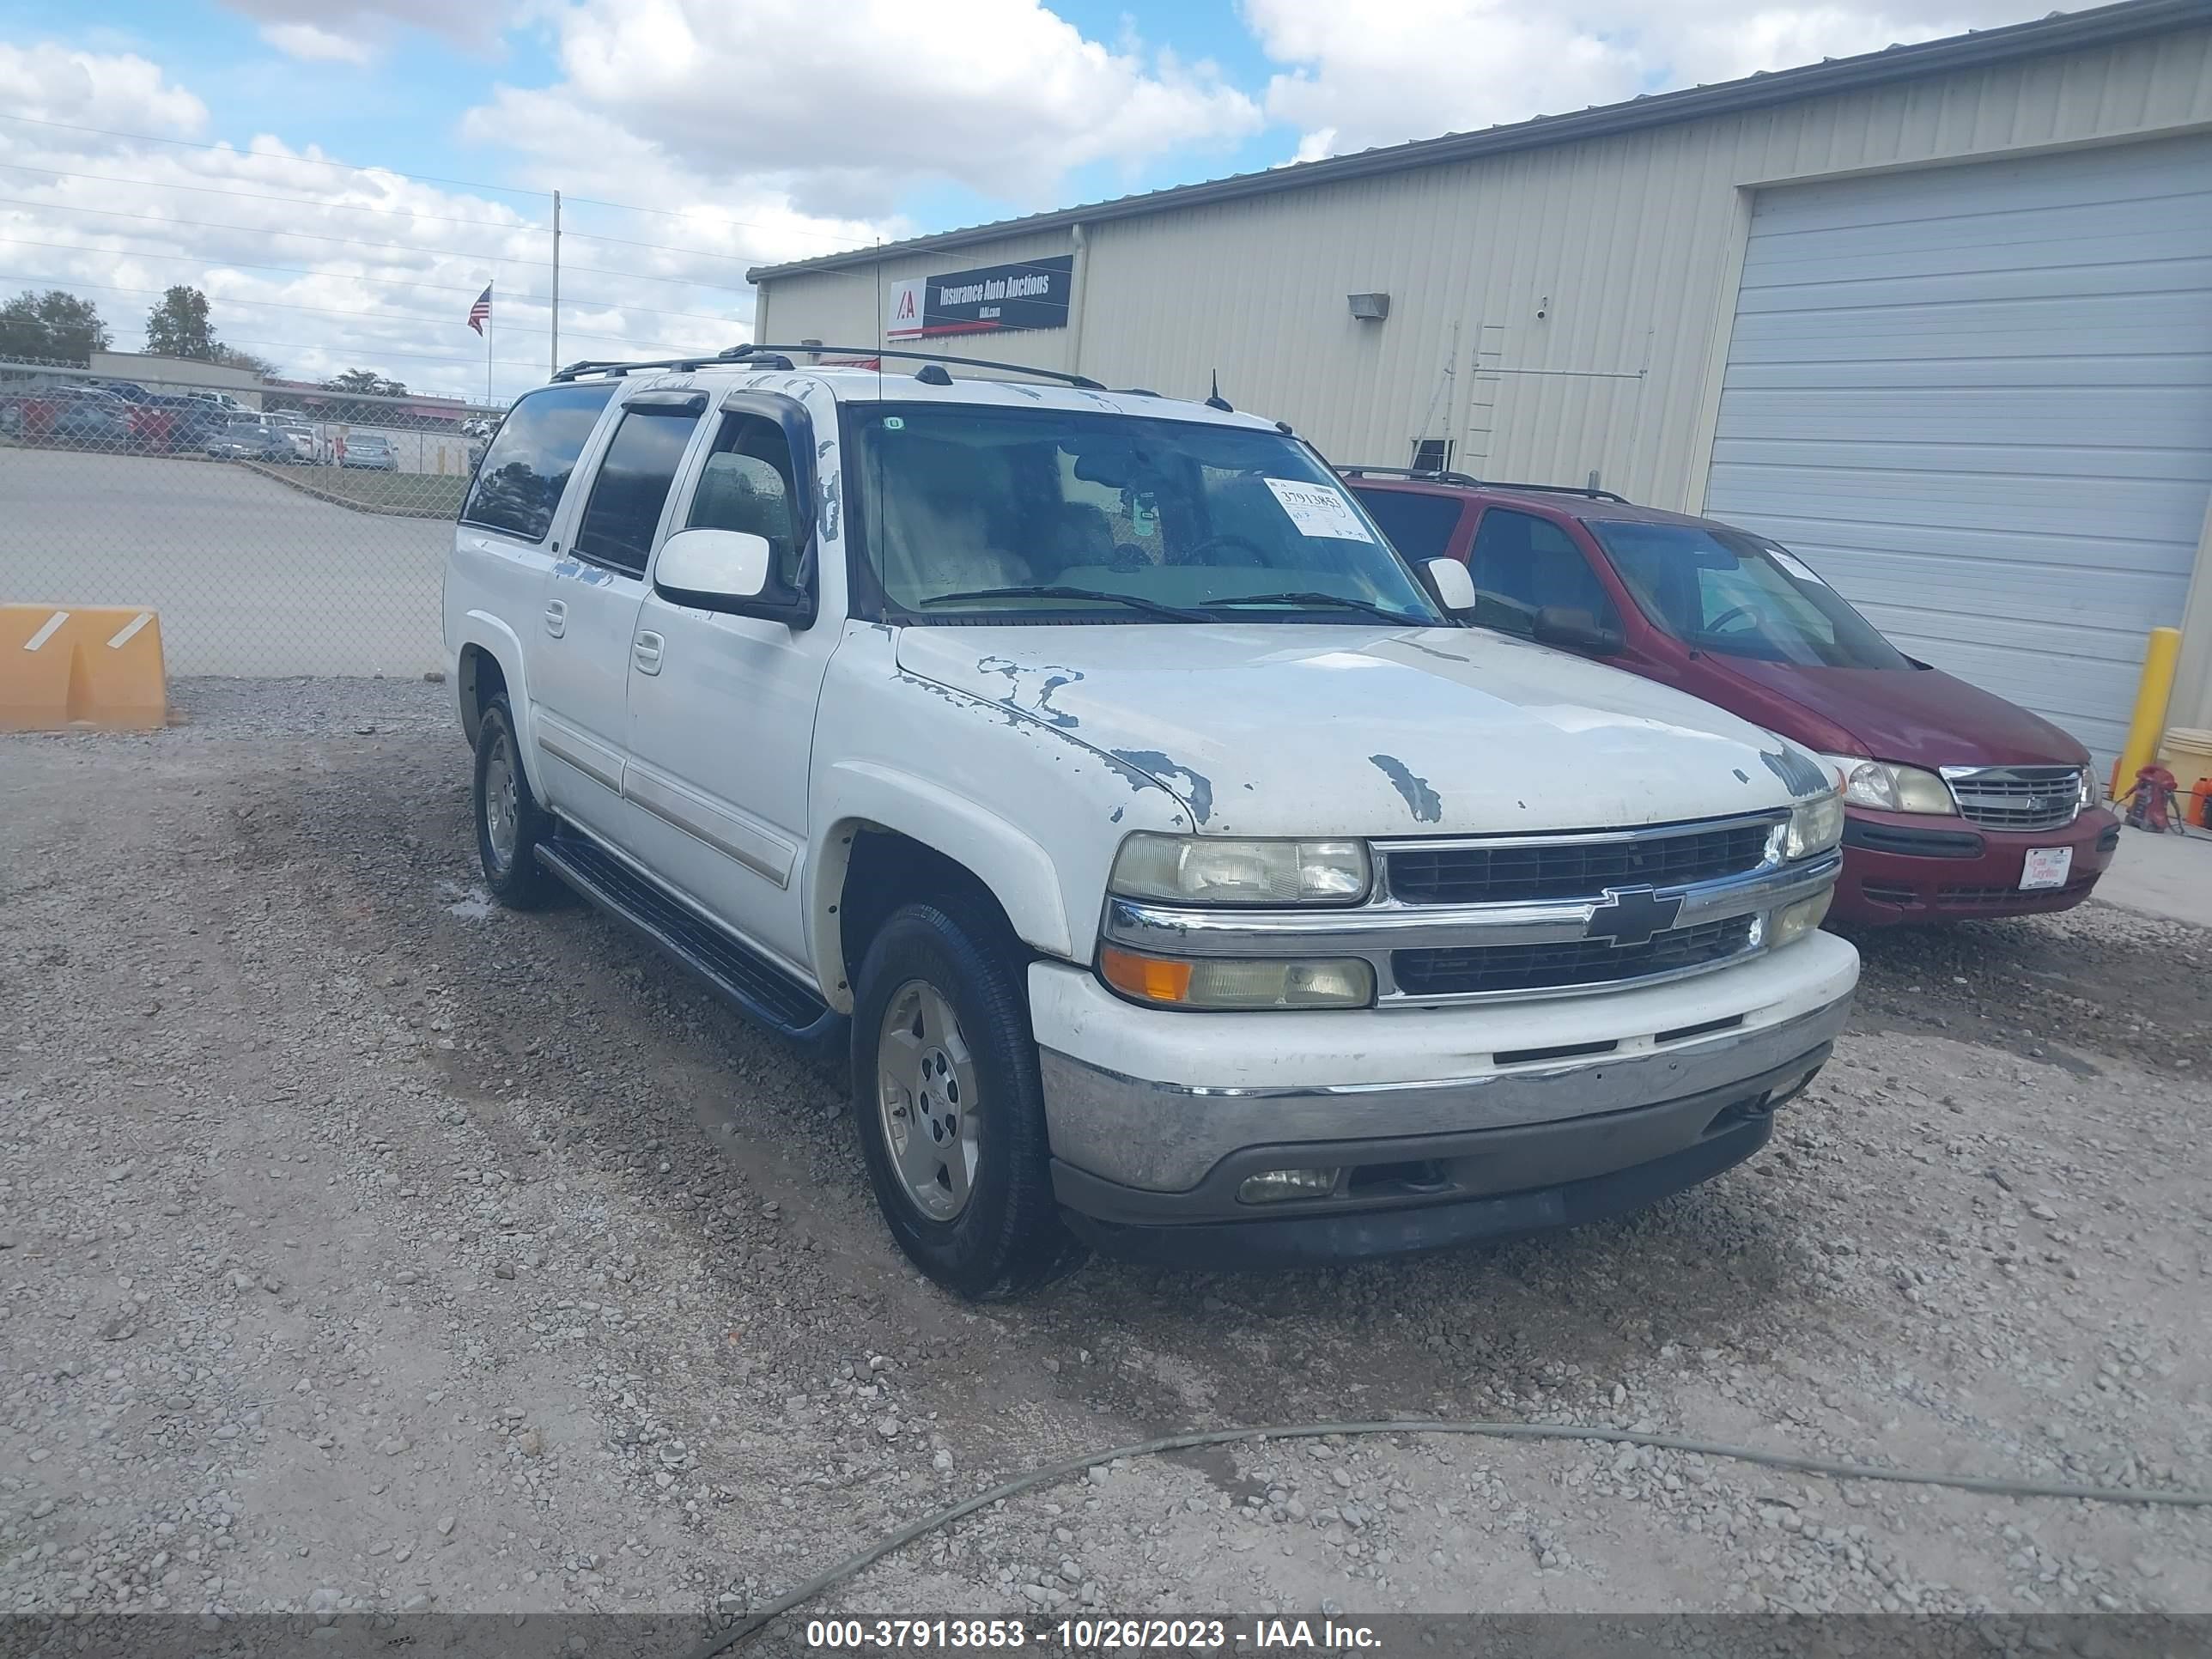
[210,344,278,377]
[323,368,409,398]
[143,285,218,361]
[0,289,111,365]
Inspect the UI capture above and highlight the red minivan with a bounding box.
[1342,469,2120,927]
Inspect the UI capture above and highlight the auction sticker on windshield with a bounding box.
[1264,477,1375,543]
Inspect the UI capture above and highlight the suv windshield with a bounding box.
[847,404,1442,625]
[1589,520,1908,670]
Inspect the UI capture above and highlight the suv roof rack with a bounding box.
[550,343,1109,392]
[1336,464,1629,505]
[1336,465,1486,488]
[738,343,1109,392]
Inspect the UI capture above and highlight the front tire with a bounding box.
[472,695,562,909]
[851,900,1085,1300]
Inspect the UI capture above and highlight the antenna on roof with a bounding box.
[1205,371,1233,413]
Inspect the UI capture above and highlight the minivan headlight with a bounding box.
[1109,835,1370,905]
[1819,755,1954,816]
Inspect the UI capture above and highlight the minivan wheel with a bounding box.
[851,900,1086,1300]
[472,695,561,909]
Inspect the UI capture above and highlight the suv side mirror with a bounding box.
[1533,605,1624,656]
[655,527,772,612]
[1425,558,1477,616]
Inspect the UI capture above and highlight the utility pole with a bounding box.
[550,190,562,378]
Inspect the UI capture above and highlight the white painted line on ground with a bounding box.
[106,612,153,650]
[23,611,68,652]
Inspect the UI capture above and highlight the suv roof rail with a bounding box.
[1336,464,1629,504]
[1337,465,1486,488]
[736,343,1108,392]
[549,343,1111,392]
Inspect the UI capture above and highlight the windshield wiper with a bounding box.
[1206,591,1432,626]
[919,585,1213,622]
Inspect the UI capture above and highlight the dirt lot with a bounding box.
[3,679,2209,1633]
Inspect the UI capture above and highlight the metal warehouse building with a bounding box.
[751,0,2212,768]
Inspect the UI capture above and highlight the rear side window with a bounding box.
[460,383,617,542]
[573,404,704,574]
[1349,488,1463,562]
[1466,508,1621,639]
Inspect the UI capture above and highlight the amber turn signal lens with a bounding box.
[1099,945,1194,1004]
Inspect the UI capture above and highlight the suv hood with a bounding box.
[895,623,1826,837]
[1703,656,2091,769]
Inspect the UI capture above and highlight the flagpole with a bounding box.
[486,283,494,407]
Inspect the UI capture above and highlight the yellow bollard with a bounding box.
[2111,625,2182,799]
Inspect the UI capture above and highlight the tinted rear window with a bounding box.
[460,383,617,541]
[1347,488,1463,562]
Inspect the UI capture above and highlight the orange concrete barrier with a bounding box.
[0,605,169,732]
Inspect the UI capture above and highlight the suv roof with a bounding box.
[1338,467,1715,530]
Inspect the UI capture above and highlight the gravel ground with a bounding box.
[3,678,2209,1633]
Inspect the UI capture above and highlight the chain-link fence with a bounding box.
[1,356,503,677]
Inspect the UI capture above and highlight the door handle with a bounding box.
[633,630,665,676]
[544,599,567,639]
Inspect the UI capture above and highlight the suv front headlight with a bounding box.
[1109,834,1370,906]
[1784,786,1846,860]
[1818,755,1954,817]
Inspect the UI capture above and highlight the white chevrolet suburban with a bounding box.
[444,345,1858,1299]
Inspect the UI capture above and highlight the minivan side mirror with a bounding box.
[1425,557,1477,615]
[655,527,772,612]
[1533,605,1624,656]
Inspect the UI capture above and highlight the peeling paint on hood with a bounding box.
[892,623,1819,836]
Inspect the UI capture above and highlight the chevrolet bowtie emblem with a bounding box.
[1583,886,1684,947]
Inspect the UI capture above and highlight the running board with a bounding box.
[536,832,846,1058]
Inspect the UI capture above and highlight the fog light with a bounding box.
[1237,1168,1340,1204]
[1770,889,1833,949]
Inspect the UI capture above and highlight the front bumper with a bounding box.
[1832,806,2119,925]
[1029,930,1856,1261]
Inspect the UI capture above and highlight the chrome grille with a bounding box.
[1384,818,1776,905]
[1395,916,1759,998]
[1941,765,2082,833]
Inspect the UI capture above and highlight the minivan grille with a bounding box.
[1943,766,2082,833]
[1386,820,1773,905]
[1393,915,1758,998]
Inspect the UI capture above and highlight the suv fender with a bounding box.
[453,615,544,792]
[811,764,1073,1012]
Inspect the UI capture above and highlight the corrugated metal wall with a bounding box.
[761,25,2211,508]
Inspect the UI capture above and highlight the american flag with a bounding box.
[466,283,492,336]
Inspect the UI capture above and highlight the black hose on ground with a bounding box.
[689,1415,2212,1654]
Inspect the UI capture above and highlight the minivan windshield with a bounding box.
[1589,520,1909,670]
[846,404,1443,626]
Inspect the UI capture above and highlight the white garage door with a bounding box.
[1704,134,2212,765]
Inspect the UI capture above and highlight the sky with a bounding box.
[0,0,2055,403]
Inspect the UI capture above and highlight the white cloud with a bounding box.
[462,0,1263,218]
[216,0,506,54]
[0,41,879,400]
[0,41,208,135]
[258,21,374,66]
[1239,0,2046,161]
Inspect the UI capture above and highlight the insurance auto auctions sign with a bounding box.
[885,254,1074,339]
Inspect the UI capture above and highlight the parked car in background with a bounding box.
[143,393,230,452]
[273,422,325,464]
[33,386,134,447]
[206,416,283,461]
[339,433,398,471]
[1341,469,2120,927]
